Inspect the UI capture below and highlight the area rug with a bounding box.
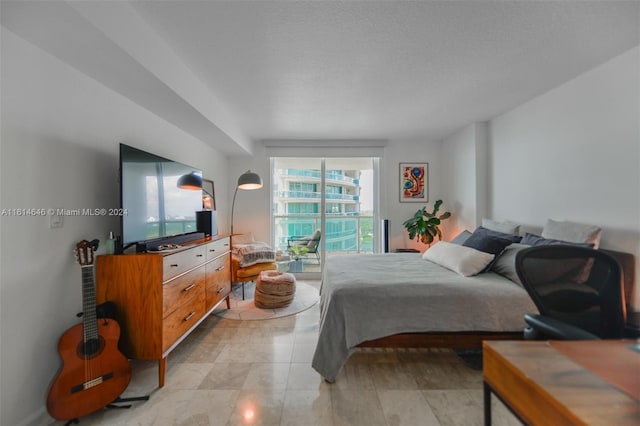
[213,280,319,320]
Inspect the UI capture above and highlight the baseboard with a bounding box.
[17,406,50,426]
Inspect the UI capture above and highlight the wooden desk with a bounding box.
[483,340,640,425]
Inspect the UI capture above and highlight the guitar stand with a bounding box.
[63,395,151,425]
[107,394,150,409]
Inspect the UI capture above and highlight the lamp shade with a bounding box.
[231,170,263,235]
[237,170,263,190]
[177,172,202,190]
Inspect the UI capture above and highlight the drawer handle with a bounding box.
[170,263,179,268]
[216,266,226,272]
[224,243,229,247]
[209,249,216,253]
[216,287,226,294]
[183,312,196,321]
[196,254,204,258]
[183,284,196,292]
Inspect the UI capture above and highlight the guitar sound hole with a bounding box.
[77,337,105,359]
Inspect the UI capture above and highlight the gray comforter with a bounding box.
[311,253,537,382]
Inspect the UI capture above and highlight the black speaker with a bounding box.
[196,210,218,236]
[382,219,389,253]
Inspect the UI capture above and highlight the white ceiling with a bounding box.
[2,1,639,156]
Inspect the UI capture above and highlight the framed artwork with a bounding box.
[202,178,216,210]
[399,162,428,202]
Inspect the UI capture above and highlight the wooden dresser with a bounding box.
[95,235,231,387]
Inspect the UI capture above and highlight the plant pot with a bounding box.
[289,259,304,273]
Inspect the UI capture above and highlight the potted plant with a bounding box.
[402,199,451,246]
[288,244,308,273]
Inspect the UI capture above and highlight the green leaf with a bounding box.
[401,199,452,245]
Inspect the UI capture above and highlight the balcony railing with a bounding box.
[277,191,358,202]
[281,169,357,185]
[273,214,374,254]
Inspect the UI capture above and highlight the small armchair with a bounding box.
[287,230,321,264]
[231,234,277,299]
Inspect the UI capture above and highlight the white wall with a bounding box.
[441,122,489,235]
[488,46,640,308]
[0,29,230,426]
[228,144,272,243]
[231,139,446,252]
[381,140,446,251]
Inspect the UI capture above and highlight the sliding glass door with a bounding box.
[271,157,378,277]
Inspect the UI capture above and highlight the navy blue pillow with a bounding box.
[463,232,513,257]
[520,233,594,248]
[473,226,522,243]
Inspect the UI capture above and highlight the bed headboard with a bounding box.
[601,249,636,311]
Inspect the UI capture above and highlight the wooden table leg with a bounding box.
[484,381,492,426]
[158,357,167,388]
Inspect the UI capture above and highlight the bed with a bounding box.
[311,251,537,382]
[311,219,636,382]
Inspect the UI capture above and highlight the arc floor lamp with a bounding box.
[177,170,262,235]
[231,170,263,235]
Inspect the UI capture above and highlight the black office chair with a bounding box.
[515,245,626,340]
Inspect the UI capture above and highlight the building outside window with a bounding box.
[272,157,376,275]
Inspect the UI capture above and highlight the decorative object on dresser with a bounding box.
[178,174,218,237]
[96,236,231,388]
[230,170,263,235]
[201,178,216,210]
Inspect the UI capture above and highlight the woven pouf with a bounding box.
[255,271,297,309]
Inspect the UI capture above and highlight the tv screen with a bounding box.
[120,143,203,248]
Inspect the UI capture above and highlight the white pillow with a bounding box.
[541,219,601,249]
[422,241,495,277]
[232,233,255,246]
[482,218,520,235]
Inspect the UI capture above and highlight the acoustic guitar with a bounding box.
[46,239,131,421]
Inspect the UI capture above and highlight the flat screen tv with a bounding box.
[119,143,203,251]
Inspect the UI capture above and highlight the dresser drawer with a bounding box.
[163,245,207,280]
[162,290,205,353]
[163,267,205,316]
[206,255,231,309]
[205,237,230,261]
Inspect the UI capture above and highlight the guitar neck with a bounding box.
[81,265,99,342]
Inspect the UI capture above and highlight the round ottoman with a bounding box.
[255,271,296,309]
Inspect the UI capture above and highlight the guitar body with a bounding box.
[47,318,131,420]
[47,239,132,421]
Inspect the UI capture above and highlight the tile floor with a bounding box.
[48,281,520,426]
